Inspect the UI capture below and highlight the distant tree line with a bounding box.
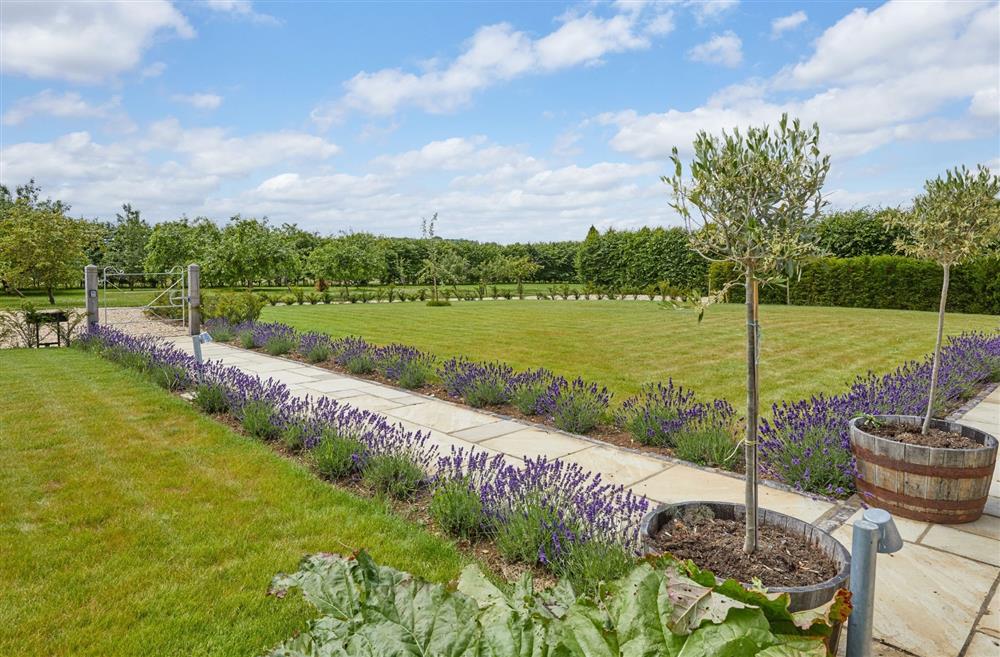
[3,179,994,312]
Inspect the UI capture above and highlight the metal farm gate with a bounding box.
[98,266,189,331]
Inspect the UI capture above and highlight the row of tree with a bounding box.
[1,177,974,305]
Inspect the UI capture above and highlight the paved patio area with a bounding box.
[167,336,1000,657]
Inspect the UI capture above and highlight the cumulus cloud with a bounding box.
[0,1,193,83]
[687,0,739,24]
[312,5,674,125]
[203,0,280,25]
[140,62,167,80]
[3,90,123,126]
[770,11,807,38]
[170,93,224,110]
[601,1,998,161]
[687,31,743,67]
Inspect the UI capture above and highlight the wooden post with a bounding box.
[188,263,201,336]
[188,263,202,364]
[84,265,99,328]
[744,270,760,555]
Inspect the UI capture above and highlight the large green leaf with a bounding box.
[267,551,846,657]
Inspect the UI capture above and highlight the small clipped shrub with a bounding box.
[429,478,485,538]
[438,358,513,407]
[494,496,563,564]
[552,540,635,597]
[240,400,280,440]
[205,318,234,342]
[313,430,365,480]
[508,368,555,415]
[537,377,610,433]
[193,382,229,414]
[202,291,266,324]
[299,332,333,364]
[147,362,189,391]
[674,427,740,469]
[375,345,435,389]
[426,299,451,307]
[362,453,425,499]
[264,331,297,356]
[237,328,257,349]
[281,422,309,452]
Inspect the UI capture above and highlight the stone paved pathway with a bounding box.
[166,336,1000,657]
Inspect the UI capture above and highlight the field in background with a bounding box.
[0,349,464,657]
[264,301,999,407]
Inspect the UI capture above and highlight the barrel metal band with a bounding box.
[852,445,994,479]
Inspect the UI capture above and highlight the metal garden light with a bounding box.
[846,508,904,657]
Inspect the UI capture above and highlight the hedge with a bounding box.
[575,226,708,292]
[708,255,1000,314]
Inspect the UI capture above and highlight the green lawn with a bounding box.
[0,349,465,657]
[263,301,999,407]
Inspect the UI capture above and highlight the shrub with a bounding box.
[426,299,451,307]
[537,377,610,433]
[333,337,375,374]
[281,422,310,452]
[313,429,365,480]
[674,426,740,469]
[263,326,298,356]
[493,494,564,564]
[193,382,229,414]
[438,358,513,407]
[375,345,435,389]
[147,362,190,391]
[551,539,635,597]
[240,400,280,440]
[429,478,485,538]
[202,291,266,324]
[362,453,425,499]
[205,318,234,342]
[616,380,700,446]
[237,328,257,349]
[508,368,555,415]
[298,332,333,363]
[306,292,321,305]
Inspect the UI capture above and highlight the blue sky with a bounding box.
[1,0,997,242]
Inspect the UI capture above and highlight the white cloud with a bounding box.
[3,90,122,126]
[770,11,807,38]
[687,31,742,67]
[170,93,224,110]
[141,62,167,80]
[313,6,672,124]
[0,120,341,218]
[372,136,531,173]
[602,1,998,161]
[204,0,280,25]
[0,1,193,83]
[687,0,739,24]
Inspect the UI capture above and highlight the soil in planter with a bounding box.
[863,421,981,449]
[650,509,838,588]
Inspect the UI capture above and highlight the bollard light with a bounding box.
[846,508,903,657]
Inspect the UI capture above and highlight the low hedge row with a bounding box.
[708,255,1000,314]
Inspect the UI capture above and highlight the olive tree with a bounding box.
[664,114,830,555]
[888,165,1000,435]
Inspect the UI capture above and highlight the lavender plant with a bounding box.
[507,368,555,415]
[298,332,333,364]
[332,336,375,375]
[375,344,436,389]
[205,318,234,342]
[438,358,513,407]
[536,377,611,433]
[616,380,701,446]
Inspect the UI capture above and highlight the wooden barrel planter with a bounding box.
[849,415,998,524]
[641,501,850,611]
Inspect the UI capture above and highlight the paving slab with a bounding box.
[303,377,379,393]
[633,464,833,523]
[920,524,1000,566]
[965,631,1000,657]
[948,513,1000,542]
[338,394,404,413]
[479,428,593,460]
[832,524,998,657]
[386,400,498,434]
[451,420,525,442]
[978,584,1000,639]
[559,444,671,487]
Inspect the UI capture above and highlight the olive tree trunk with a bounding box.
[922,263,950,435]
[744,269,760,555]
